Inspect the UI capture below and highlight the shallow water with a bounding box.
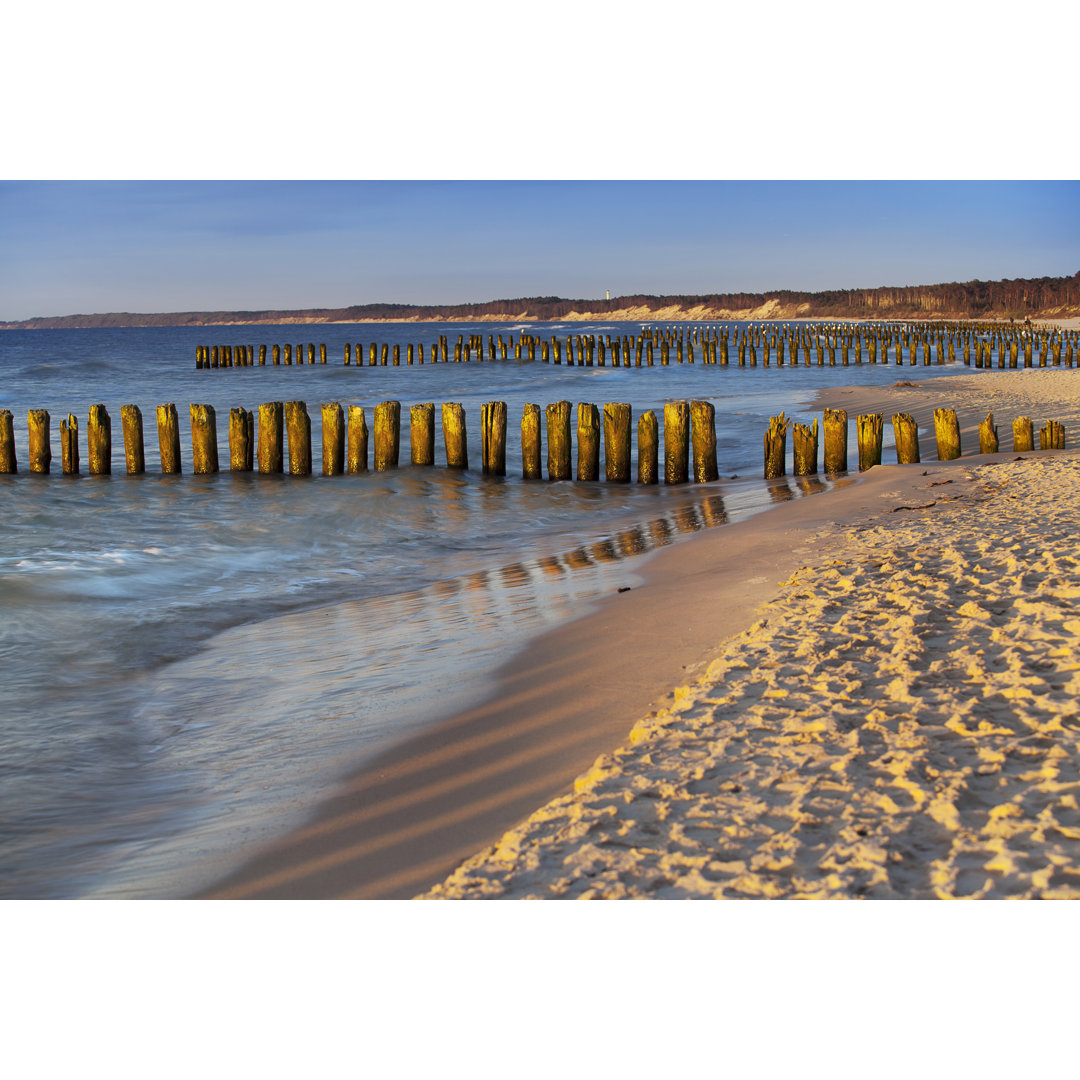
[0,321,966,897]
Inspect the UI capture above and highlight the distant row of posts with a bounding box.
[194,323,1080,370]
[0,401,1066,482]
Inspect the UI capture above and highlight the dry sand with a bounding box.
[425,369,1080,898]
[200,368,1080,900]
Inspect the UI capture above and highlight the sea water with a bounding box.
[0,321,963,897]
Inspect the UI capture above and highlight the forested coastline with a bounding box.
[4,272,1078,329]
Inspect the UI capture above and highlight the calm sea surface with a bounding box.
[0,321,964,897]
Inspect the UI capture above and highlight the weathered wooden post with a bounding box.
[892,412,920,464]
[690,400,718,482]
[933,408,961,461]
[410,403,435,466]
[603,403,632,482]
[576,403,600,481]
[87,404,111,475]
[229,407,254,471]
[347,406,369,473]
[664,401,690,485]
[157,404,181,474]
[481,401,507,477]
[0,410,17,473]
[272,344,281,365]
[978,413,999,454]
[189,404,219,474]
[283,401,311,475]
[259,344,267,366]
[344,343,351,366]
[1038,420,1065,450]
[322,402,345,475]
[792,418,819,475]
[522,403,542,479]
[546,400,573,480]
[373,401,400,471]
[442,403,468,469]
[257,402,284,473]
[638,410,658,484]
[60,414,79,475]
[823,408,848,473]
[763,414,790,479]
[28,409,51,473]
[857,413,884,471]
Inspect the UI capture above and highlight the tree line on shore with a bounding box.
[4,272,1078,330]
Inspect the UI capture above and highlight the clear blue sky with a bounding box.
[1,180,1077,320]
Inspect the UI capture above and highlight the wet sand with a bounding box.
[202,368,1080,900]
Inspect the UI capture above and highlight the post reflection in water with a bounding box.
[795,476,828,497]
[767,478,796,503]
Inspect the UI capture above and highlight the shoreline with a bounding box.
[200,369,1080,900]
[4,316,1077,331]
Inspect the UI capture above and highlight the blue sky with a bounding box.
[1,180,1076,320]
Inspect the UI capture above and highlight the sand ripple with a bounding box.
[426,454,1080,899]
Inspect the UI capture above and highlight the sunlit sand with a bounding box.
[426,369,1080,898]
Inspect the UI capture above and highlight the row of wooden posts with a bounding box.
[1,402,1066,483]
[195,330,1080,370]
[0,400,712,483]
[763,408,1067,479]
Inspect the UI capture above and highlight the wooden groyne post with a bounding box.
[28,409,51,473]
[284,401,311,475]
[410,403,435,467]
[230,407,254,471]
[88,404,111,474]
[978,413,999,454]
[0,410,16,473]
[823,408,848,474]
[690,400,718,482]
[60,414,79,475]
[546,400,572,480]
[857,413,883,471]
[1040,420,1066,450]
[321,403,344,475]
[121,405,144,474]
[892,412,920,464]
[1012,416,1034,452]
[664,401,690,484]
[442,403,468,469]
[346,406,368,473]
[934,408,961,461]
[522,403,542,479]
[157,404,181,474]
[792,418,818,475]
[374,401,400,471]
[603,403,632,482]
[257,402,284,473]
[637,410,658,484]
[190,404,219,474]
[763,413,790,479]
[481,401,507,476]
[577,403,600,481]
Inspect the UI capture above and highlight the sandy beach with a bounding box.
[201,368,1080,900]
